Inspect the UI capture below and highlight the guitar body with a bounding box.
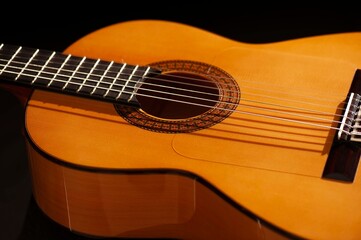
[23,20,361,239]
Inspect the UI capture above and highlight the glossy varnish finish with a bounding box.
[28,147,292,239]
[21,20,361,239]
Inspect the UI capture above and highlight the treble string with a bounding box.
[0,56,349,113]
[0,55,353,136]
[0,51,349,110]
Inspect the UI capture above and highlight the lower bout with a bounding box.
[26,141,293,240]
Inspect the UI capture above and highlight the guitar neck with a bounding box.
[0,43,158,107]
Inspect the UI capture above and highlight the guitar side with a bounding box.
[25,20,361,239]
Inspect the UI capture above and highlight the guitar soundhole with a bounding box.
[136,72,219,119]
[115,60,240,133]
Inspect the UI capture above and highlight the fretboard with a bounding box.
[0,43,158,107]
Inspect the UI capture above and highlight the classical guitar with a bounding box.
[1,19,361,240]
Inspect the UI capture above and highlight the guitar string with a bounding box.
[0,50,356,132]
[0,57,346,115]
[0,57,350,117]
[139,72,347,115]
[0,44,349,103]
[1,52,347,107]
[0,59,352,130]
[150,72,347,107]
[0,58,353,128]
[0,65,355,136]
[0,46,347,107]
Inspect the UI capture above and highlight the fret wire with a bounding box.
[62,56,86,90]
[116,65,139,99]
[0,63,348,133]
[0,54,340,116]
[0,57,138,93]
[104,63,127,97]
[47,54,72,87]
[0,59,125,92]
[128,66,150,102]
[1,58,148,98]
[0,57,138,101]
[100,61,114,82]
[90,60,114,94]
[0,44,3,50]
[0,46,22,74]
[0,49,159,88]
[16,49,39,80]
[31,51,55,84]
[2,67,123,94]
[2,66,229,111]
[89,59,105,95]
[77,59,100,92]
[3,65,220,108]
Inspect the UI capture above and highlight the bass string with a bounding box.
[0,58,355,135]
[156,70,347,104]
[0,46,346,101]
[0,57,349,112]
[19,49,350,102]
[0,53,347,104]
[0,47,348,105]
[2,69,346,138]
[0,58,350,116]
[0,58,349,131]
[142,72,348,115]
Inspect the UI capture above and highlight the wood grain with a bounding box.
[24,20,361,239]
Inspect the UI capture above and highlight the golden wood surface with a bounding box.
[24,20,361,239]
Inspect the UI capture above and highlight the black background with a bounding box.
[1,7,361,240]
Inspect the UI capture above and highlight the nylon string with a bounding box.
[0,51,356,137]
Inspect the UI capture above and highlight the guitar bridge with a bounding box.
[338,92,361,141]
[323,69,361,182]
[350,101,361,142]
